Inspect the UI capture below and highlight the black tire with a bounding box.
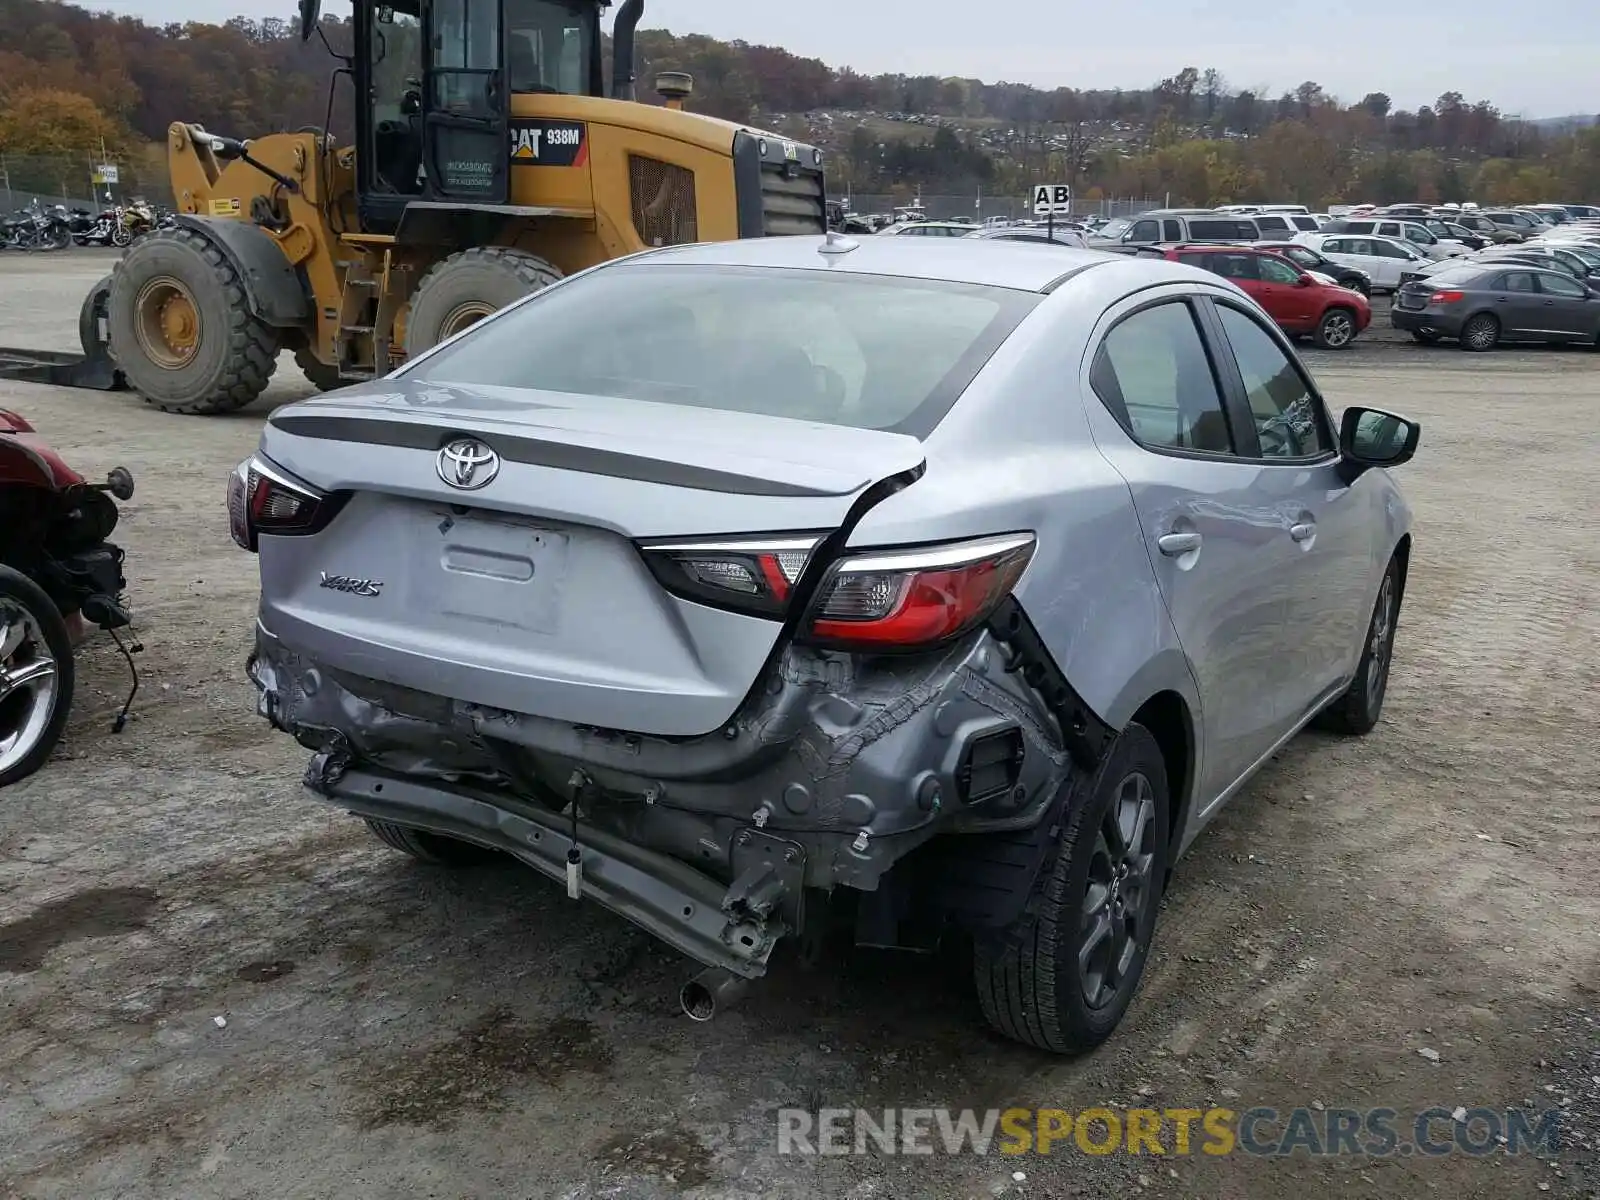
[79,273,114,358]
[1459,312,1499,352]
[1313,306,1357,349]
[0,568,75,790]
[1410,329,1440,344]
[405,246,562,358]
[973,723,1170,1054]
[108,226,280,414]
[364,818,500,866]
[1314,556,1402,736]
[293,344,345,392]
[110,224,134,249]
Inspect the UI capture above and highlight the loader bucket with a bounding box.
[0,274,127,391]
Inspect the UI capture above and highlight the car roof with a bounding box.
[628,234,1212,295]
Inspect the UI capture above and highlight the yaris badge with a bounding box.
[437,438,500,490]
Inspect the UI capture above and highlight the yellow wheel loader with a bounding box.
[27,0,827,414]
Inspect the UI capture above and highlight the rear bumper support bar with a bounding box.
[305,759,788,979]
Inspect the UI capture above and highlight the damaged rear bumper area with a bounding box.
[248,607,1103,980]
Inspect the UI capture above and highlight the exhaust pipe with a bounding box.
[679,967,749,1021]
[610,0,644,101]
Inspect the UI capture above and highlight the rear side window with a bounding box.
[410,264,1039,437]
[1291,216,1319,231]
[1188,218,1250,240]
[1255,216,1291,234]
[1497,272,1536,293]
[1090,302,1235,454]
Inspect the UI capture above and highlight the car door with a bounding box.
[1346,238,1396,287]
[1204,299,1372,707]
[1255,252,1315,329]
[1488,270,1544,335]
[1080,294,1300,803]
[1125,218,1162,246]
[1531,269,1598,338]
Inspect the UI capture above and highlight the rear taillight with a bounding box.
[801,533,1035,651]
[1429,290,1465,305]
[227,455,341,552]
[640,535,823,618]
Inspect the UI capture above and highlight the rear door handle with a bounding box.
[1157,532,1202,557]
[1290,522,1316,543]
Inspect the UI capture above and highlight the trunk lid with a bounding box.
[255,380,925,737]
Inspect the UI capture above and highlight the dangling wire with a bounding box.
[106,625,143,734]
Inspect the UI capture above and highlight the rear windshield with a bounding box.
[408,264,1040,437]
[1413,265,1483,288]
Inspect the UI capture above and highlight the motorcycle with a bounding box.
[0,408,139,787]
[0,201,73,251]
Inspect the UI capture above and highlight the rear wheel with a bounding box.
[404,246,563,358]
[364,818,500,866]
[108,226,279,414]
[1313,307,1357,349]
[973,723,1170,1054]
[293,344,345,392]
[0,568,74,790]
[1459,313,1499,352]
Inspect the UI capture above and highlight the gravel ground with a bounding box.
[0,248,1597,1200]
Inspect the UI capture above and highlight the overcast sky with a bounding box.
[91,0,1596,118]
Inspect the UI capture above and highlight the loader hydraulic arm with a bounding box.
[199,134,303,195]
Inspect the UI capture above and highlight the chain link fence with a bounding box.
[839,194,1162,222]
[0,153,158,213]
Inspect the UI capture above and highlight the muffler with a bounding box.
[679,967,749,1021]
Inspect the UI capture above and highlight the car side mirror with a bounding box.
[1296,274,1313,287]
[1339,406,1420,481]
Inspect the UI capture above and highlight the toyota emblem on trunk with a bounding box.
[437,438,500,490]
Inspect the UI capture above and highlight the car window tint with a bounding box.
[1092,303,1234,454]
[1291,216,1319,231]
[1256,216,1290,233]
[1349,239,1374,256]
[1538,271,1586,298]
[1258,256,1301,284]
[1186,219,1239,240]
[1320,238,1344,253]
[1498,271,1537,293]
[1376,241,1413,259]
[1210,252,1260,281]
[1163,219,1183,240]
[1214,306,1333,459]
[1424,265,1486,288]
[1348,222,1374,233]
[410,263,1039,437]
[1283,246,1318,267]
[1130,220,1159,241]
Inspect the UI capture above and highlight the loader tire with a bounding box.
[293,344,345,392]
[108,226,280,415]
[404,246,563,358]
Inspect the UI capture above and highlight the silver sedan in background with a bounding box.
[230,235,1420,1053]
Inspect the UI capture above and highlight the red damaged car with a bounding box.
[1136,243,1372,348]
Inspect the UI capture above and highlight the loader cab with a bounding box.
[346,0,605,231]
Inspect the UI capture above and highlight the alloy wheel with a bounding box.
[1322,312,1354,347]
[1365,573,1396,712]
[1080,771,1158,1010]
[0,599,61,779]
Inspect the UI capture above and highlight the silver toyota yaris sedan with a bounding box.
[230,234,1419,1053]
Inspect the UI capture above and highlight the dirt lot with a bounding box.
[1,248,1597,1200]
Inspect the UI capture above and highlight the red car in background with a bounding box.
[1135,243,1371,348]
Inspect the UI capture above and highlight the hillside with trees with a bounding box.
[0,0,1596,206]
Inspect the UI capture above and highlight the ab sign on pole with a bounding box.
[1032,183,1071,240]
[1031,184,1072,216]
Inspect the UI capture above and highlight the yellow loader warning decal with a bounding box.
[510,119,587,167]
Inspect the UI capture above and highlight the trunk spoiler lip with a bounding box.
[267,396,927,500]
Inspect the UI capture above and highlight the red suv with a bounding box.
[1138,243,1371,348]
